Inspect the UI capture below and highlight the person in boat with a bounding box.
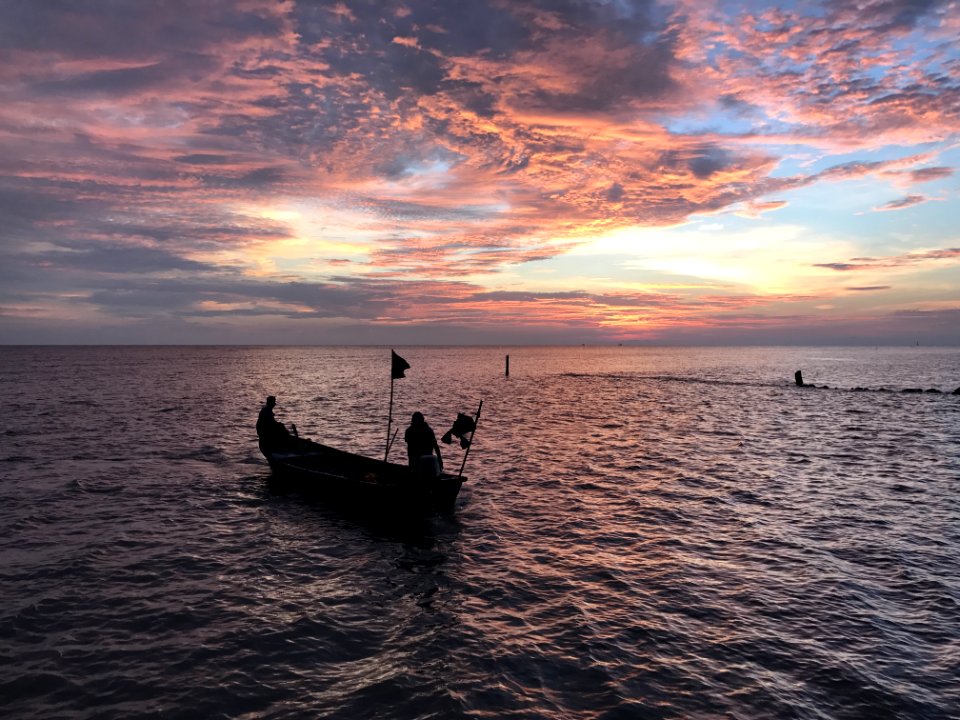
[257,395,295,451]
[405,411,443,477]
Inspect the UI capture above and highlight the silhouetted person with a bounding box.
[257,395,278,436]
[405,411,442,477]
[257,395,293,452]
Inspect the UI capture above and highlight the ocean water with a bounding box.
[1,345,958,719]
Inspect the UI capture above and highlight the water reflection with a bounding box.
[253,473,466,707]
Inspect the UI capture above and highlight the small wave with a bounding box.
[891,483,924,494]
[1,455,34,463]
[162,445,230,463]
[69,477,125,494]
[730,489,771,506]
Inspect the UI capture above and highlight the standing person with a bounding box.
[404,411,443,477]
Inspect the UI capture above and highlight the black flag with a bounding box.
[441,412,476,448]
[391,350,410,379]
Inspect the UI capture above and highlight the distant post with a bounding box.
[795,370,804,387]
[505,354,510,377]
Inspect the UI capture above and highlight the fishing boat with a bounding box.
[260,436,467,512]
[258,351,481,513]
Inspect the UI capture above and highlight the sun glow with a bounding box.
[196,203,387,277]
[569,223,858,294]
[259,209,302,223]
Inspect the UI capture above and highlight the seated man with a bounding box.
[257,395,294,452]
[404,411,443,478]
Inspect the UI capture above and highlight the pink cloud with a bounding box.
[734,199,788,218]
[882,166,954,184]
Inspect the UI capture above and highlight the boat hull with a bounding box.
[261,438,464,513]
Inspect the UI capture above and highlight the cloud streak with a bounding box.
[873,195,928,212]
[815,247,960,272]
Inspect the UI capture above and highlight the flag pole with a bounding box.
[457,399,483,479]
[385,350,409,462]
[385,373,394,461]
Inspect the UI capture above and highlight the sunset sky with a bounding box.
[1,0,958,345]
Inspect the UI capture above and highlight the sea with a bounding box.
[1,345,958,720]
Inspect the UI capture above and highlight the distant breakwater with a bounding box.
[560,371,960,396]
[794,369,960,395]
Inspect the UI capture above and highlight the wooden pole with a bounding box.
[385,427,399,459]
[505,354,510,377]
[384,376,394,461]
[457,399,483,479]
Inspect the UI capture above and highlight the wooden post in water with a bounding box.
[505,354,510,377]
[795,370,804,387]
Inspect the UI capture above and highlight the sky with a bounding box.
[1,0,958,345]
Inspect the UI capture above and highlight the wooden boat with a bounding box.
[260,436,465,512]
[258,353,479,514]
